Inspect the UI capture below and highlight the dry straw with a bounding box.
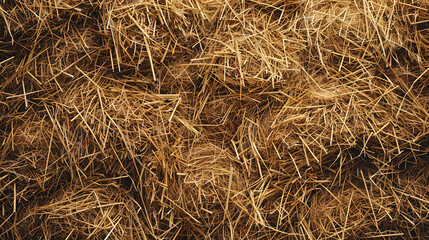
[1,0,429,239]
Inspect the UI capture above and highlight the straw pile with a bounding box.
[1,0,429,239]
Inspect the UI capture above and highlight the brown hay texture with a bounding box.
[1,0,429,239]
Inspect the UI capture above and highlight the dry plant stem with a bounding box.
[0,0,429,239]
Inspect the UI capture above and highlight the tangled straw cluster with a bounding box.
[1,0,429,239]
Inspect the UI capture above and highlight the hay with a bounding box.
[1,0,429,239]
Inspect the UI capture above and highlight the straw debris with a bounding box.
[1,0,429,239]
